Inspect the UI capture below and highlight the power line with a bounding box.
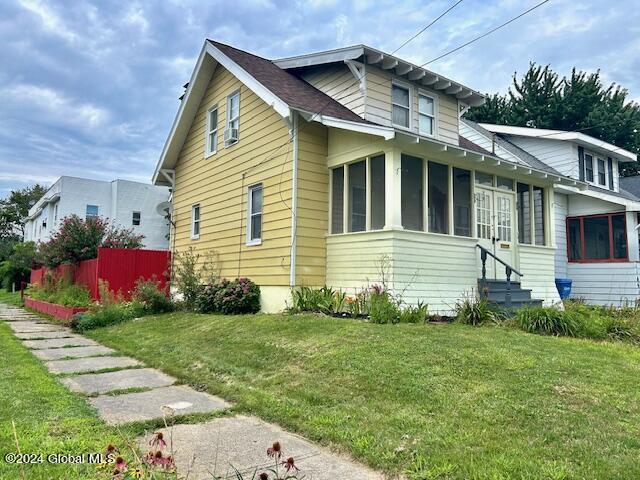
[391,0,465,55]
[421,0,553,66]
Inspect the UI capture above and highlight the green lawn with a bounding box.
[87,312,640,479]
[0,290,23,306]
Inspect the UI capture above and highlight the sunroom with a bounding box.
[324,129,580,313]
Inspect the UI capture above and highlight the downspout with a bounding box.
[289,111,299,287]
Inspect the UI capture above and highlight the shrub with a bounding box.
[173,247,203,308]
[25,280,92,307]
[194,283,224,313]
[369,291,400,324]
[132,277,173,314]
[72,302,143,332]
[399,302,428,324]
[0,242,37,290]
[455,296,501,326]
[214,278,260,314]
[515,306,580,337]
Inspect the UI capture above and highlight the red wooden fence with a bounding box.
[30,248,170,301]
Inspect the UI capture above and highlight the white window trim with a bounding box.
[391,81,412,131]
[417,90,437,138]
[205,105,218,157]
[191,204,200,240]
[225,90,240,147]
[247,184,263,246]
[583,149,610,188]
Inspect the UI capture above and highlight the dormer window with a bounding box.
[391,84,410,129]
[418,93,435,137]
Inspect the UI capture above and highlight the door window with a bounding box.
[476,191,492,240]
[497,195,513,242]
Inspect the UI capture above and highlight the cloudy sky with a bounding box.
[1,0,638,196]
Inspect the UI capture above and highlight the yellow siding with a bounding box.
[295,121,329,286]
[364,65,460,145]
[172,65,293,286]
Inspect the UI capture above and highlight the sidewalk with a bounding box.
[0,303,385,479]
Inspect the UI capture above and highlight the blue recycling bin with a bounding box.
[555,278,572,300]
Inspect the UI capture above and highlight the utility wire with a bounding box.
[421,0,553,66]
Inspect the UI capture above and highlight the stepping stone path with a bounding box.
[0,303,385,480]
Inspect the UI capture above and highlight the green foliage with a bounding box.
[37,215,144,268]
[0,183,46,241]
[398,302,428,324]
[369,291,400,324]
[465,63,640,174]
[516,306,580,337]
[26,281,92,307]
[194,278,260,315]
[72,301,144,332]
[455,296,501,326]
[131,276,173,314]
[290,285,342,315]
[0,241,37,290]
[173,246,203,308]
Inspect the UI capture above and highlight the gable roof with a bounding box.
[152,40,395,186]
[273,44,485,107]
[478,123,637,162]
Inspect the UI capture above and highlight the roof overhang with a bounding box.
[555,184,640,210]
[393,130,584,189]
[479,123,637,162]
[274,45,485,107]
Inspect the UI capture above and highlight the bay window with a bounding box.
[392,84,410,128]
[567,213,628,262]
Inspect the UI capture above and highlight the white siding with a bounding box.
[567,263,640,306]
[519,245,562,306]
[554,193,568,279]
[300,63,365,117]
[459,122,526,165]
[505,136,577,178]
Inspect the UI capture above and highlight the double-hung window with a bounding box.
[391,84,410,128]
[585,154,594,182]
[597,158,606,185]
[86,205,99,220]
[191,205,200,239]
[225,91,240,146]
[567,213,628,262]
[247,184,263,245]
[206,105,218,156]
[132,211,141,226]
[418,93,435,137]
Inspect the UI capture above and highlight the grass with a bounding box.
[0,289,23,306]
[88,312,640,479]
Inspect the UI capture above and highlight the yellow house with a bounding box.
[153,40,582,313]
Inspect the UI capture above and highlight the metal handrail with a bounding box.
[476,244,522,277]
[476,244,523,309]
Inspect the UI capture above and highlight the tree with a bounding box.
[0,184,47,241]
[0,242,38,290]
[465,63,640,175]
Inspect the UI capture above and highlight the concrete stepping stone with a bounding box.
[2,315,40,322]
[33,345,116,361]
[7,323,67,333]
[140,415,384,480]
[46,356,142,374]
[61,368,175,395]
[91,385,230,425]
[15,331,74,340]
[23,337,98,349]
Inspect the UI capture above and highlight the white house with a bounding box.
[462,119,640,306]
[24,176,170,250]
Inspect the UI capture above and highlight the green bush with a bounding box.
[455,296,501,326]
[214,278,261,314]
[72,301,145,332]
[369,291,400,324]
[515,306,580,337]
[25,281,92,307]
[132,277,173,314]
[398,302,428,324]
[194,283,224,313]
[290,286,337,314]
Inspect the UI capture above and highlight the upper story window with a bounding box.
[206,105,218,156]
[247,184,263,245]
[579,146,615,190]
[597,158,606,185]
[132,211,141,226]
[191,204,200,239]
[224,91,240,146]
[418,93,435,137]
[391,84,410,129]
[54,204,58,224]
[585,154,594,182]
[86,205,99,220]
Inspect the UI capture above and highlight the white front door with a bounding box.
[475,187,517,280]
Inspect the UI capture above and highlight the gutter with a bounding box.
[289,111,299,287]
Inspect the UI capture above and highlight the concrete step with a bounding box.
[486,289,533,302]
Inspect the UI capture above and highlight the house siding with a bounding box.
[567,263,640,306]
[554,193,568,279]
[364,65,460,145]
[505,136,577,178]
[172,65,294,293]
[519,245,562,305]
[300,63,364,117]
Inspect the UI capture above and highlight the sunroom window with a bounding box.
[567,213,627,262]
[392,84,410,128]
[428,161,449,234]
[348,161,366,232]
[401,155,423,230]
[453,168,471,236]
[331,167,344,234]
[370,155,386,230]
[517,183,531,244]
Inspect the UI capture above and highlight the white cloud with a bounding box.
[18,0,77,43]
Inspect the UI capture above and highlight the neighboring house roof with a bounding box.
[458,135,493,156]
[619,176,640,200]
[478,123,638,162]
[273,44,485,107]
[461,119,566,177]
